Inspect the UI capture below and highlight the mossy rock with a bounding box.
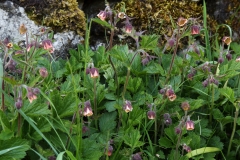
[14,0,86,35]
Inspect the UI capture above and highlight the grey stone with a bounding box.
[0,1,83,58]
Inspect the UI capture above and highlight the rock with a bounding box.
[0,1,83,58]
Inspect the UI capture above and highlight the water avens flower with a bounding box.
[27,87,37,103]
[118,12,126,19]
[123,100,133,113]
[41,39,54,53]
[222,36,232,45]
[97,10,107,21]
[177,17,188,27]
[186,116,194,130]
[19,24,27,35]
[147,111,156,119]
[181,101,190,111]
[83,100,93,117]
[105,145,113,156]
[191,25,200,35]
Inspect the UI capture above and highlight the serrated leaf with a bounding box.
[159,137,173,148]
[127,77,142,93]
[22,100,51,117]
[212,108,224,120]
[189,99,204,111]
[143,62,165,75]
[104,101,116,112]
[50,91,77,118]
[123,128,144,149]
[0,110,11,130]
[140,34,160,50]
[219,87,235,103]
[164,125,177,143]
[0,138,30,160]
[0,128,14,140]
[81,139,102,160]
[31,118,52,141]
[99,111,117,133]
[208,136,223,150]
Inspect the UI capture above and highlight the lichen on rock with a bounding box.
[15,0,86,35]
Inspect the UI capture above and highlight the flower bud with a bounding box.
[175,127,181,134]
[15,98,23,109]
[39,67,48,78]
[218,57,224,64]
[226,53,232,61]
[105,145,113,156]
[147,111,156,119]
[191,25,200,35]
[132,152,142,160]
[181,101,190,111]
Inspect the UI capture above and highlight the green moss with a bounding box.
[22,0,86,35]
[115,0,217,37]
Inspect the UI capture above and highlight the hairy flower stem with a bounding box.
[165,27,180,85]
[122,68,131,100]
[1,81,4,111]
[227,107,239,156]
[94,78,98,128]
[66,111,77,149]
[175,111,188,159]
[18,112,21,136]
[210,85,215,124]
[154,115,157,144]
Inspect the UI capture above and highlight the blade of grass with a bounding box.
[18,109,58,155]
[30,148,47,160]
[203,0,211,61]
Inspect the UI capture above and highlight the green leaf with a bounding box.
[108,45,131,67]
[0,138,30,160]
[219,87,235,103]
[123,128,145,149]
[164,125,177,143]
[185,147,221,158]
[99,111,117,133]
[189,99,204,111]
[159,137,173,148]
[50,91,78,118]
[127,77,142,93]
[140,34,160,50]
[212,108,224,120]
[143,62,165,75]
[187,51,201,60]
[104,101,116,112]
[92,18,114,29]
[81,139,103,160]
[30,118,52,141]
[0,110,11,130]
[22,100,51,117]
[208,136,224,150]
[230,42,240,54]
[0,128,14,140]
